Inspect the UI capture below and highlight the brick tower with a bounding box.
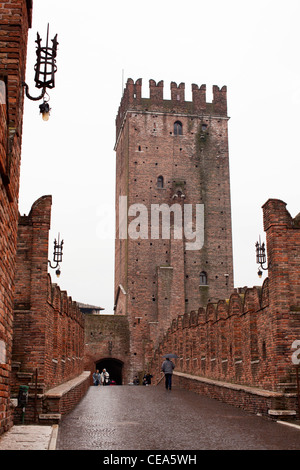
[114,78,234,379]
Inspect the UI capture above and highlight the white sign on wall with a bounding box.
[0,340,6,364]
[291,340,300,365]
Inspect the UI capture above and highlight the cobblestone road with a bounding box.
[56,385,300,451]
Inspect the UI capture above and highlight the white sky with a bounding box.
[19,0,300,313]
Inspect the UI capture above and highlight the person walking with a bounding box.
[101,368,110,385]
[161,358,175,390]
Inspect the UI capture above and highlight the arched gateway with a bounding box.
[96,358,124,385]
[83,313,130,384]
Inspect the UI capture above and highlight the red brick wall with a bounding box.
[0,0,32,435]
[12,196,85,405]
[43,373,90,420]
[150,199,300,414]
[262,199,300,386]
[114,78,234,378]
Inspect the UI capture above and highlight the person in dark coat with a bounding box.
[161,358,175,390]
[93,370,101,386]
[143,373,153,385]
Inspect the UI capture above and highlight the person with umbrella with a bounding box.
[161,354,177,390]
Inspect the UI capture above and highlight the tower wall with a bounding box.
[114,78,234,377]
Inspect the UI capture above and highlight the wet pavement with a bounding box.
[56,385,300,451]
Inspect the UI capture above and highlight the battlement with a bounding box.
[115,78,227,140]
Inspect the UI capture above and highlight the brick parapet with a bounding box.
[171,372,298,420]
[152,281,299,395]
[151,199,300,410]
[12,196,85,416]
[262,199,292,231]
[262,199,300,386]
[151,282,272,388]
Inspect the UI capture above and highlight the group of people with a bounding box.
[132,372,153,386]
[92,368,110,386]
[131,357,175,390]
[93,357,175,390]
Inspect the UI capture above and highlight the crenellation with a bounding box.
[183,311,190,328]
[51,281,62,311]
[212,85,227,116]
[262,198,292,231]
[151,199,300,409]
[170,81,185,102]
[216,299,229,320]
[115,78,228,144]
[191,83,206,113]
[189,310,198,326]
[206,303,216,322]
[197,307,206,324]
[243,287,261,314]
[149,79,164,102]
[12,196,86,415]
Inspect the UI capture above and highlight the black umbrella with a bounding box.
[162,353,179,359]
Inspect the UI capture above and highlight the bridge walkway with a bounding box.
[56,384,300,450]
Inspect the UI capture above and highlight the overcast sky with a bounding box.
[19,0,300,313]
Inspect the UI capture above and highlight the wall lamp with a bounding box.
[23,24,58,120]
[255,236,269,278]
[48,233,64,277]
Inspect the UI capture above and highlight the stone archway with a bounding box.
[96,358,124,385]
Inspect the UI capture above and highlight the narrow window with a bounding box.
[174,121,183,136]
[157,175,164,189]
[262,341,267,361]
[200,271,207,285]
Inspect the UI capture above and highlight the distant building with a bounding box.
[78,303,105,315]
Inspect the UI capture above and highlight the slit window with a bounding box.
[157,175,164,189]
[174,121,183,136]
[200,271,208,285]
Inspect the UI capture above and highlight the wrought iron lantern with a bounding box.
[23,24,58,120]
[255,236,269,278]
[48,233,64,277]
